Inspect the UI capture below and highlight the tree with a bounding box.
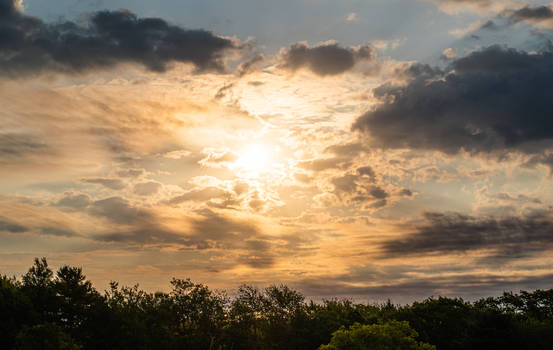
[0,275,34,349]
[20,257,58,324]
[16,323,81,350]
[318,321,436,350]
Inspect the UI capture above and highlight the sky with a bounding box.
[2,0,553,303]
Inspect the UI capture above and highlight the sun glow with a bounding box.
[233,143,275,176]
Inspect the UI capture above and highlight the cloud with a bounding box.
[299,271,553,302]
[0,132,47,160]
[116,168,145,177]
[0,0,238,76]
[167,187,228,205]
[506,5,553,28]
[83,193,275,268]
[199,148,238,168]
[298,157,351,171]
[133,181,162,196]
[346,12,358,22]
[353,46,553,155]
[428,0,515,14]
[0,218,28,233]
[82,178,126,190]
[380,211,553,261]
[236,53,265,77]
[55,192,92,210]
[448,21,486,38]
[441,48,457,59]
[356,166,376,182]
[279,41,375,76]
[88,196,153,225]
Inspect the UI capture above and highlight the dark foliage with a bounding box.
[2,258,553,349]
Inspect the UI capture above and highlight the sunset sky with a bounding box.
[2,0,553,303]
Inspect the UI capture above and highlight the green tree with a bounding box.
[318,321,436,350]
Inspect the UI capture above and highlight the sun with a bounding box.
[233,143,275,176]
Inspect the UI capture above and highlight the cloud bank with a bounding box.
[354,46,553,155]
[0,0,237,76]
[279,41,375,76]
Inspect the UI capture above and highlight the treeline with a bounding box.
[2,258,553,349]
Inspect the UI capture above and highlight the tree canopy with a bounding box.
[2,258,553,349]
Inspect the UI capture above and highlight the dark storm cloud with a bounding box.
[353,46,553,155]
[0,0,237,76]
[380,211,553,260]
[279,42,375,76]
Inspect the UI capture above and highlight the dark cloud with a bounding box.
[97,227,187,246]
[507,5,553,26]
[55,192,92,210]
[480,20,498,30]
[357,166,376,182]
[399,189,413,197]
[88,196,152,225]
[82,178,126,190]
[0,0,237,76]
[299,271,553,303]
[380,211,553,261]
[40,226,77,237]
[89,196,192,245]
[524,153,553,173]
[369,187,388,199]
[0,215,76,237]
[332,174,358,194]
[0,218,28,233]
[87,196,275,268]
[493,192,541,204]
[279,42,375,76]
[237,53,265,77]
[189,209,275,267]
[353,46,553,155]
[0,133,47,159]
